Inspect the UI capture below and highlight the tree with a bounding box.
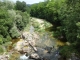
[0,8,13,43]
[15,1,27,12]
[0,1,30,43]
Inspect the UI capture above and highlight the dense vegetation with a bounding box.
[0,0,30,44]
[30,0,80,58]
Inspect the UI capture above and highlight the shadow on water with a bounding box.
[7,38,20,51]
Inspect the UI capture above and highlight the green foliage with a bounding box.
[22,12,30,26]
[0,35,3,44]
[0,46,4,54]
[55,0,80,56]
[15,1,27,12]
[15,11,30,30]
[10,26,20,38]
[0,1,30,43]
[60,45,76,58]
[0,0,14,10]
[0,9,12,38]
[30,0,65,25]
[15,13,24,30]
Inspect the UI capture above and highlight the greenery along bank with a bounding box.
[0,0,30,44]
[30,0,80,58]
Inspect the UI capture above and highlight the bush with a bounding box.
[10,26,20,38]
[0,46,4,54]
[60,45,76,58]
[0,35,3,44]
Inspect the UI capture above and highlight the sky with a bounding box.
[12,0,44,4]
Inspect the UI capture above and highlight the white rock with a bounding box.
[30,53,39,59]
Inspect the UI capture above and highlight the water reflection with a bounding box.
[29,25,34,34]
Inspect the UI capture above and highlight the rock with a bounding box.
[22,32,29,39]
[33,47,37,52]
[33,33,39,40]
[44,46,53,53]
[36,47,48,56]
[28,40,35,46]
[30,53,39,59]
[14,38,37,54]
[22,46,32,53]
[0,55,9,60]
[23,40,29,46]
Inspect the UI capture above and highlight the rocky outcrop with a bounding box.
[14,32,40,54]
